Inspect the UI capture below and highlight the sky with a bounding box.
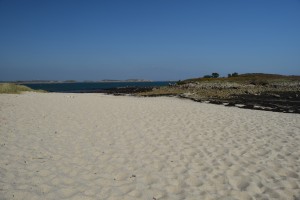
[0,0,300,81]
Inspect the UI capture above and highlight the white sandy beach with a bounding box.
[0,92,300,200]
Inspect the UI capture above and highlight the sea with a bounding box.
[22,81,174,93]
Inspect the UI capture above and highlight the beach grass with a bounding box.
[0,83,45,94]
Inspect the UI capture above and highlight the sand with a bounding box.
[0,92,300,200]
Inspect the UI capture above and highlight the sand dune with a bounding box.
[0,93,300,199]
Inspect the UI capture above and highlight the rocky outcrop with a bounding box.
[137,79,300,114]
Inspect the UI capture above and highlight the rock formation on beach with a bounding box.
[137,73,300,113]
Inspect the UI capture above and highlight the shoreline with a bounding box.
[74,86,299,114]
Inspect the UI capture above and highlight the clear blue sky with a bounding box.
[1,0,300,81]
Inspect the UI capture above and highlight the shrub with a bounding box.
[232,72,239,77]
[211,73,219,78]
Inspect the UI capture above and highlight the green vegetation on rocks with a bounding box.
[138,73,300,99]
[137,73,300,113]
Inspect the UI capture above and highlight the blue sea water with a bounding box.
[23,81,173,92]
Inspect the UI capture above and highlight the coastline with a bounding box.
[1,92,300,199]
[88,86,300,114]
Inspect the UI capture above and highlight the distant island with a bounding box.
[99,79,152,82]
[1,79,153,84]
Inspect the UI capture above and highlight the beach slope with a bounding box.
[0,93,299,199]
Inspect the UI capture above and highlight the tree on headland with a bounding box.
[232,72,239,77]
[211,73,219,78]
[228,72,239,78]
[203,72,220,78]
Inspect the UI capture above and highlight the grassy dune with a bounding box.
[0,83,45,94]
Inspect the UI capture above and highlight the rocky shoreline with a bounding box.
[179,91,300,114]
[105,74,300,114]
[173,81,300,113]
[139,91,300,114]
[85,85,299,114]
[72,74,300,114]
[82,86,153,95]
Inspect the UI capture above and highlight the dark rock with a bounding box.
[243,104,254,109]
[226,102,236,107]
[272,94,280,98]
[210,101,223,105]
